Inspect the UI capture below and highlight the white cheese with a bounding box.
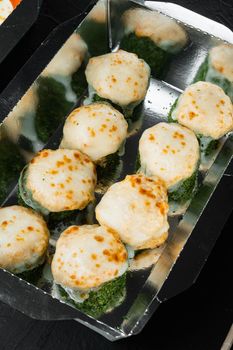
[61,103,128,162]
[51,224,128,290]
[122,8,187,53]
[96,174,169,250]
[26,149,96,212]
[0,205,49,273]
[174,81,233,139]
[85,49,150,107]
[139,122,199,188]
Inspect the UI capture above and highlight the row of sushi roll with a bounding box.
[0,0,21,25]
[3,32,88,149]
[0,0,111,203]
[0,45,166,318]
[0,3,197,202]
[0,32,88,203]
[0,3,233,318]
[2,3,233,203]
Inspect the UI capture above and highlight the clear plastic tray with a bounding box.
[0,0,43,64]
[0,0,232,341]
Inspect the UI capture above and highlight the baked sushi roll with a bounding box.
[194,44,233,101]
[19,149,96,217]
[0,0,21,25]
[96,174,169,250]
[60,103,128,186]
[0,205,49,275]
[139,123,200,211]
[36,33,88,143]
[85,50,150,120]
[169,81,233,159]
[78,0,108,56]
[52,224,128,318]
[121,8,188,77]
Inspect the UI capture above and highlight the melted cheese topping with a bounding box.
[52,224,128,290]
[0,205,49,273]
[61,103,128,162]
[96,174,169,250]
[174,82,233,139]
[209,44,233,82]
[0,0,13,25]
[122,8,187,53]
[87,0,106,23]
[3,85,38,143]
[85,50,150,106]
[42,33,87,77]
[26,149,96,212]
[139,122,199,188]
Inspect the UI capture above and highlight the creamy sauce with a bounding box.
[83,85,142,125]
[83,85,98,105]
[52,283,87,306]
[125,245,135,260]
[159,40,182,53]
[20,111,44,152]
[62,285,89,303]
[129,246,164,271]
[52,283,64,301]
[51,75,77,104]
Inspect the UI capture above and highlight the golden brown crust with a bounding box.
[96,174,169,250]
[26,149,97,212]
[51,225,128,290]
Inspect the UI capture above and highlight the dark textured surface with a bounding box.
[0,0,95,92]
[0,0,233,349]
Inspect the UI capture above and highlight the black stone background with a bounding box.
[0,1,232,349]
